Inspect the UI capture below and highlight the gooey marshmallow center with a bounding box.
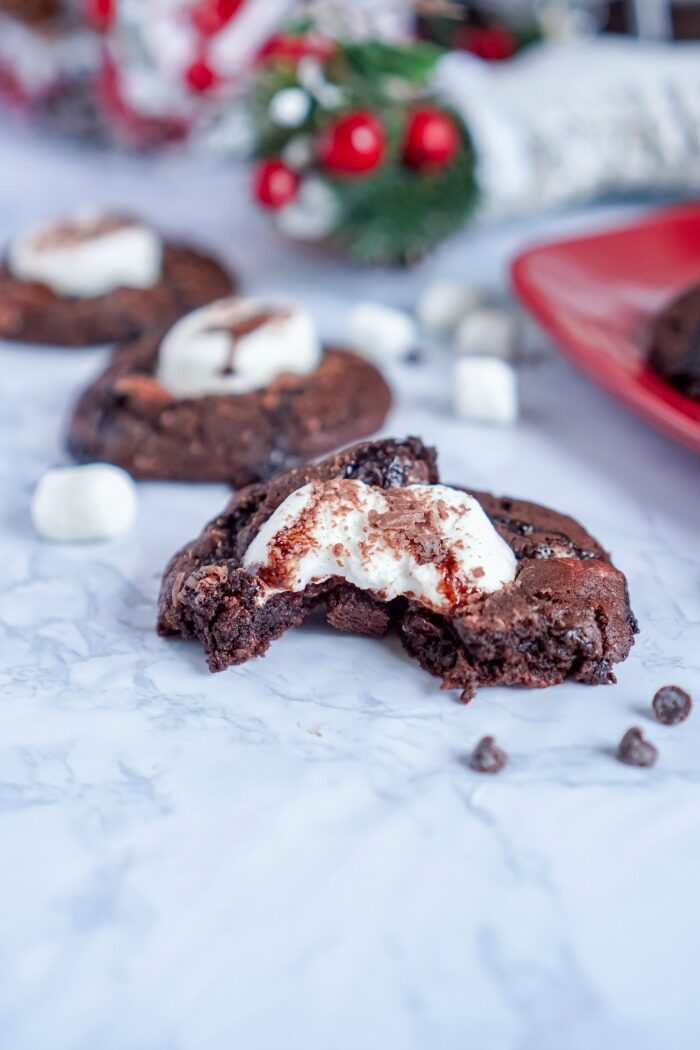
[8,211,163,298]
[156,297,322,398]
[243,479,517,613]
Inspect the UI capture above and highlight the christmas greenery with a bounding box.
[249,31,478,266]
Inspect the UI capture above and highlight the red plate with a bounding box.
[511,203,700,454]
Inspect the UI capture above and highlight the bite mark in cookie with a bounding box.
[157,437,637,700]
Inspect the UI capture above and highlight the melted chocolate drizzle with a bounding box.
[208,308,291,376]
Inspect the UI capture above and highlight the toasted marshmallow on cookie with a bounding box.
[244,479,517,612]
[156,297,322,399]
[8,211,163,299]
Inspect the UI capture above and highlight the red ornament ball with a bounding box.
[185,56,219,93]
[191,0,244,37]
[257,31,336,67]
[457,25,517,62]
[318,112,386,177]
[85,0,113,30]
[402,108,459,171]
[253,160,300,210]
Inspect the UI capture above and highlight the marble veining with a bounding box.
[0,125,699,1050]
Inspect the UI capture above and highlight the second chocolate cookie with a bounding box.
[67,297,392,484]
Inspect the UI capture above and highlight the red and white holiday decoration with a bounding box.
[402,107,459,171]
[318,111,386,176]
[257,28,337,66]
[85,0,114,31]
[0,7,98,112]
[100,0,295,145]
[252,158,299,209]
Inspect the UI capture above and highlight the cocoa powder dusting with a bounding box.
[35,214,135,252]
[254,480,478,611]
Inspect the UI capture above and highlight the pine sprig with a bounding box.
[339,40,443,85]
[250,32,478,266]
[333,124,477,266]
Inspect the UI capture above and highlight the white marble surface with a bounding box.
[1,122,699,1050]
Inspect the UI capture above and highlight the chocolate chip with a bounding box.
[652,685,692,726]
[617,727,658,768]
[469,735,507,774]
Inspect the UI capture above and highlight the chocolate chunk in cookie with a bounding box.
[157,436,637,700]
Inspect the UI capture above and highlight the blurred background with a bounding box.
[1,0,700,271]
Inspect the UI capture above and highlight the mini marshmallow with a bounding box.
[454,307,518,360]
[417,281,485,333]
[348,301,417,362]
[8,211,162,299]
[454,357,518,425]
[31,464,137,542]
[156,297,322,399]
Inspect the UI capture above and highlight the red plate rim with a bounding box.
[511,203,700,455]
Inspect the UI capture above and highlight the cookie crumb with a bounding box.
[617,727,658,768]
[469,735,507,774]
[652,685,692,726]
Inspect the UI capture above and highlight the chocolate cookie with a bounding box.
[648,285,700,400]
[0,0,61,23]
[0,214,234,346]
[157,437,637,700]
[67,333,392,485]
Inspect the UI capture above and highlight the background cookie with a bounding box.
[648,284,700,400]
[0,213,234,346]
[67,305,392,484]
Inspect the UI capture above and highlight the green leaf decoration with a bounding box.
[339,40,444,85]
[332,119,478,266]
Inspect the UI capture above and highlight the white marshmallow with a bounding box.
[31,464,137,543]
[454,307,518,360]
[276,178,339,241]
[268,87,312,128]
[417,281,485,333]
[454,357,518,425]
[8,211,162,298]
[156,297,322,399]
[348,301,417,362]
[244,479,516,613]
